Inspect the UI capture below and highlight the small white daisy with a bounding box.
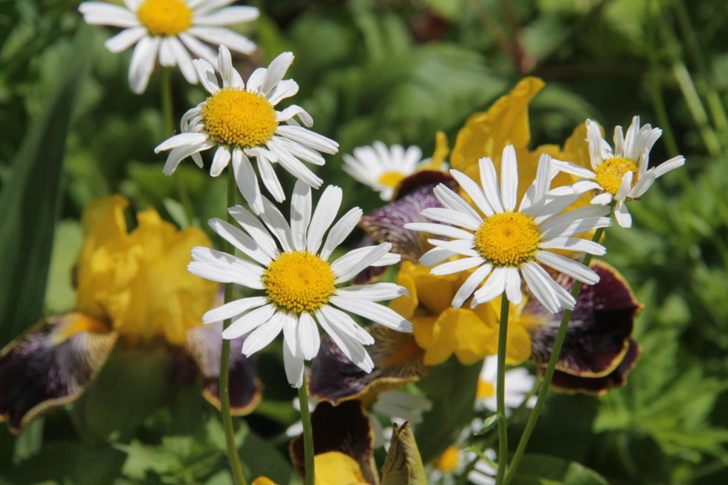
[405,145,612,314]
[343,142,440,201]
[475,356,536,416]
[188,181,412,388]
[552,116,685,228]
[154,45,339,213]
[79,0,259,93]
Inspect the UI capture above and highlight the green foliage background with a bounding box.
[2,0,728,483]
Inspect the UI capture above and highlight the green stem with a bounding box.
[161,67,174,138]
[298,374,316,485]
[221,172,247,485]
[504,227,605,485]
[495,294,510,485]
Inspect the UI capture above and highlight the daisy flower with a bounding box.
[553,116,685,228]
[343,142,440,201]
[475,355,536,415]
[79,0,259,93]
[405,145,612,314]
[188,181,412,387]
[154,45,338,213]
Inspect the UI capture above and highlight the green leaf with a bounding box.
[509,454,608,485]
[238,425,300,485]
[414,357,481,462]
[0,24,94,347]
[474,414,502,436]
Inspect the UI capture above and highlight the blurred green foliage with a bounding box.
[2,0,728,483]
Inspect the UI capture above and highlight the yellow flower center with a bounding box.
[377,171,407,188]
[476,379,495,399]
[434,446,460,473]
[474,212,541,267]
[263,251,336,313]
[136,0,192,36]
[594,157,638,195]
[201,88,278,148]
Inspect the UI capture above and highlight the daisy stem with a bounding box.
[298,373,316,485]
[220,171,248,485]
[495,294,510,485]
[503,227,605,485]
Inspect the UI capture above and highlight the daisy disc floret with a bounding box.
[188,181,412,388]
[343,142,438,201]
[78,0,259,93]
[405,145,612,314]
[553,116,686,228]
[155,46,339,214]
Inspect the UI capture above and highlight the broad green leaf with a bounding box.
[0,24,93,347]
[509,454,608,485]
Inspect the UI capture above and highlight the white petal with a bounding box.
[215,44,244,88]
[471,267,508,307]
[520,262,560,314]
[178,32,217,65]
[192,58,220,95]
[298,312,320,360]
[539,205,612,239]
[267,79,300,106]
[282,337,305,388]
[317,305,374,346]
[614,201,632,228]
[585,119,608,170]
[451,263,492,309]
[192,0,237,15]
[261,52,294,95]
[162,140,215,175]
[331,243,393,284]
[187,26,256,55]
[421,207,481,231]
[590,193,613,205]
[228,205,279,260]
[255,152,286,202]
[500,145,518,211]
[431,184,483,224]
[202,296,268,324]
[290,180,312,251]
[221,304,276,339]
[431,256,484,276]
[336,282,407,302]
[242,313,284,356]
[403,222,473,241]
[614,171,633,202]
[79,2,139,27]
[307,185,343,254]
[208,217,272,265]
[155,132,209,153]
[479,157,504,213]
[194,6,260,26]
[259,197,295,252]
[445,172,493,217]
[277,105,313,127]
[158,38,175,67]
[329,296,413,333]
[420,247,458,267]
[275,125,339,154]
[209,146,231,176]
[104,27,146,53]
[188,247,264,289]
[168,36,197,84]
[128,36,159,94]
[232,149,264,214]
[539,237,606,255]
[320,207,362,260]
[267,138,323,188]
[652,155,685,178]
[281,312,298,358]
[316,310,374,373]
[535,251,599,285]
[550,159,596,179]
[427,238,479,258]
[503,267,522,305]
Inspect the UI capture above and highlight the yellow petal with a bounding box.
[315,452,369,485]
[251,479,279,485]
[450,77,545,174]
[450,309,498,365]
[390,262,419,319]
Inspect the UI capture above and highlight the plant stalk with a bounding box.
[504,227,605,484]
[495,294,510,485]
[298,374,316,485]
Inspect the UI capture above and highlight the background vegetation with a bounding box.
[1,0,728,483]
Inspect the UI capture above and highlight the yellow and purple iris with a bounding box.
[0,196,261,433]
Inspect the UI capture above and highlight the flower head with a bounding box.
[554,116,686,228]
[475,355,536,414]
[79,0,259,93]
[188,181,412,387]
[405,145,612,313]
[155,46,338,213]
[343,141,445,201]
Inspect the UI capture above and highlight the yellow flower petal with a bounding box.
[315,452,369,485]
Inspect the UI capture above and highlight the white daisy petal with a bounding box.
[520,262,560,314]
[500,145,519,211]
[336,282,407,302]
[208,217,272,265]
[168,36,197,84]
[431,256,484,276]
[652,155,686,178]
[535,251,600,285]
[158,38,175,67]
[539,205,612,239]
[591,193,613,205]
[162,140,215,175]
[504,267,523,304]
[192,58,219,95]
[307,185,343,254]
[320,207,362,260]
[277,105,314,127]
[216,44,243,88]
[242,312,284,356]
[228,205,279,261]
[267,80,300,106]
[420,247,458,267]
[318,305,374,346]
[297,312,320,360]
[232,149,264,214]
[255,152,286,203]
[282,336,305,388]
[316,310,374,373]
[427,238,479,258]
[479,157,504,213]
[178,32,217,65]
[104,27,146,53]
[221,304,276,340]
[193,6,261,26]
[421,207,481,231]
[79,2,140,27]
[290,180,312,251]
[188,247,264,289]
[331,243,393,283]
[539,237,606,255]
[259,197,295,252]
[261,51,294,95]
[550,159,596,179]
[451,263,492,309]
[155,133,209,153]
[329,296,412,333]
[403,222,473,241]
[440,174,492,218]
[281,312,298,357]
[128,36,159,94]
[202,296,268,324]
[210,146,232,177]
[471,267,509,307]
[275,125,339,154]
[614,170,633,202]
[614,201,632,228]
[188,26,257,54]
